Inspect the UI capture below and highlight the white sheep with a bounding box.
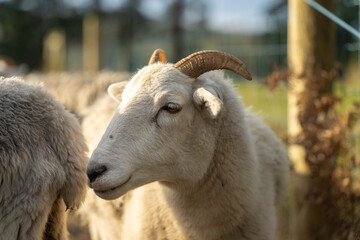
[24,71,130,116]
[0,77,88,240]
[86,49,289,240]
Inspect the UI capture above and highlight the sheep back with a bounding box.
[0,77,88,240]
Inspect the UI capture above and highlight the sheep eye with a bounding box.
[162,102,182,114]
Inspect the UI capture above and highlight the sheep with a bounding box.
[0,77,88,240]
[85,49,289,240]
[24,71,130,116]
[81,94,119,156]
[23,71,129,239]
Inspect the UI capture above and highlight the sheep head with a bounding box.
[87,49,251,200]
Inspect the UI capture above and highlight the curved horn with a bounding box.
[148,49,167,65]
[174,50,252,80]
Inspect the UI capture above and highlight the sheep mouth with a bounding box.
[95,175,132,194]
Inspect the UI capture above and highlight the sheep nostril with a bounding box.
[87,165,107,183]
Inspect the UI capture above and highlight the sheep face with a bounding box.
[87,63,223,200]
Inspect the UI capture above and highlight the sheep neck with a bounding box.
[160,105,258,239]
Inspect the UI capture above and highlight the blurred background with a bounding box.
[0,0,290,75]
[0,0,360,239]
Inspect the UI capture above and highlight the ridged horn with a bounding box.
[174,50,252,80]
[148,49,167,65]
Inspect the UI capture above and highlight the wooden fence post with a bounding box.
[288,0,335,239]
[83,14,100,72]
[43,28,66,72]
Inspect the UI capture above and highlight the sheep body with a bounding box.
[85,61,288,240]
[0,77,88,240]
[24,71,130,116]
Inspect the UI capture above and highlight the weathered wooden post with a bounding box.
[83,14,100,72]
[288,0,335,239]
[43,28,66,72]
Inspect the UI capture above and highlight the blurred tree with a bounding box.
[0,3,44,69]
[171,0,184,61]
[0,0,83,70]
[117,0,146,71]
[266,0,288,67]
[335,0,359,65]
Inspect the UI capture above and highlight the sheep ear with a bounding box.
[108,81,129,102]
[193,87,223,119]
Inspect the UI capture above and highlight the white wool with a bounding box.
[0,77,88,240]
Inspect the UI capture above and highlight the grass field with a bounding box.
[234,79,360,139]
[234,80,288,137]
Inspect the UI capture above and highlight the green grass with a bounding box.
[234,81,288,138]
[233,80,360,139]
